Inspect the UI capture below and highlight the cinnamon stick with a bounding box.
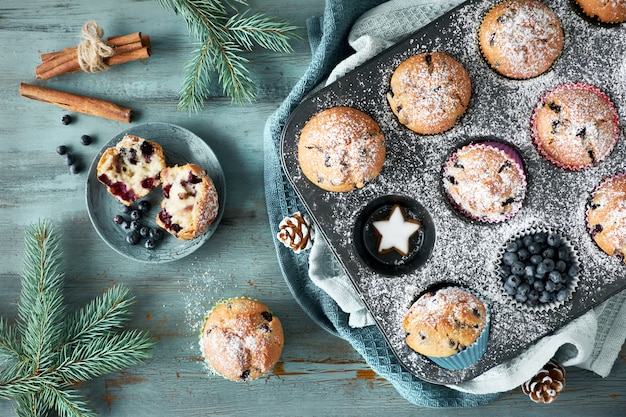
[35,32,150,80]
[19,83,133,123]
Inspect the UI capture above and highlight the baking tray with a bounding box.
[280,0,626,384]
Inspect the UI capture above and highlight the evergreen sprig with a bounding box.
[154,0,301,111]
[0,221,155,417]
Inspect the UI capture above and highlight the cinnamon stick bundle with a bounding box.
[35,32,151,80]
[19,83,133,123]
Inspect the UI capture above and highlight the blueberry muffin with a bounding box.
[156,163,219,240]
[532,83,618,170]
[443,141,527,223]
[403,287,489,369]
[478,0,564,79]
[387,52,471,135]
[199,298,284,381]
[297,106,385,192]
[587,173,626,263]
[97,134,166,205]
[576,0,626,23]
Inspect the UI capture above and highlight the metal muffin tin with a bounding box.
[280,0,626,384]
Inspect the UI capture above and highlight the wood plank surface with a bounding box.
[0,1,624,416]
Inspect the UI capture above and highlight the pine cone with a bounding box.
[277,212,314,253]
[521,359,565,403]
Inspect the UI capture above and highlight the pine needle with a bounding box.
[0,221,155,416]
[154,0,301,110]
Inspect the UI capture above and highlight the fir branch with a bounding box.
[18,221,65,369]
[62,285,135,346]
[0,221,155,416]
[56,331,155,384]
[154,0,301,110]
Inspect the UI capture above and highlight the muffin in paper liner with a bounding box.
[402,286,490,371]
[477,0,564,80]
[497,227,580,312]
[531,83,619,171]
[198,297,284,381]
[442,141,527,223]
[575,0,626,24]
[586,172,626,264]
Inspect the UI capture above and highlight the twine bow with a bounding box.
[77,21,115,73]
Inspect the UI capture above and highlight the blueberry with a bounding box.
[145,238,156,250]
[568,264,579,277]
[139,226,150,238]
[511,262,525,276]
[504,283,517,295]
[526,298,539,307]
[555,260,567,273]
[528,289,540,301]
[505,240,519,252]
[558,246,571,261]
[515,292,528,303]
[149,228,164,240]
[536,262,549,275]
[506,275,522,288]
[56,145,68,155]
[545,280,556,292]
[542,258,555,272]
[121,205,131,214]
[64,153,75,166]
[549,270,562,283]
[530,254,543,265]
[80,134,92,146]
[113,214,125,225]
[522,235,534,247]
[69,164,80,174]
[126,231,140,245]
[528,242,542,255]
[533,280,545,292]
[542,247,556,259]
[517,283,531,296]
[517,248,530,261]
[539,291,552,303]
[119,219,131,230]
[533,232,547,243]
[138,200,151,212]
[556,289,569,302]
[524,265,535,278]
[501,265,512,277]
[61,114,72,125]
[502,251,518,266]
[547,233,562,247]
[130,209,141,220]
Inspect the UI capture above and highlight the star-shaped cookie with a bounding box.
[372,205,421,256]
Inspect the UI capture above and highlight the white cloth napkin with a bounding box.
[307,0,626,394]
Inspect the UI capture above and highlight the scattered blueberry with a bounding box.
[64,153,74,166]
[80,134,92,146]
[139,226,150,238]
[61,114,72,125]
[56,145,68,155]
[130,209,141,220]
[69,164,80,174]
[500,231,577,307]
[113,214,125,225]
[126,231,140,245]
[145,238,156,250]
[130,220,141,231]
[138,200,151,212]
[149,228,164,241]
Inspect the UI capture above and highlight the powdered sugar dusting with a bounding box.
[280,0,626,384]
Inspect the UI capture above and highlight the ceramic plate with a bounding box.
[86,122,226,263]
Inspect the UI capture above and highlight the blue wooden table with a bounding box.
[0,1,624,416]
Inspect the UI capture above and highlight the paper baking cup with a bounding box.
[531,83,619,171]
[586,172,626,263]
[426,291,491,371]
[497,227,580,312]
[443,141,527,223]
